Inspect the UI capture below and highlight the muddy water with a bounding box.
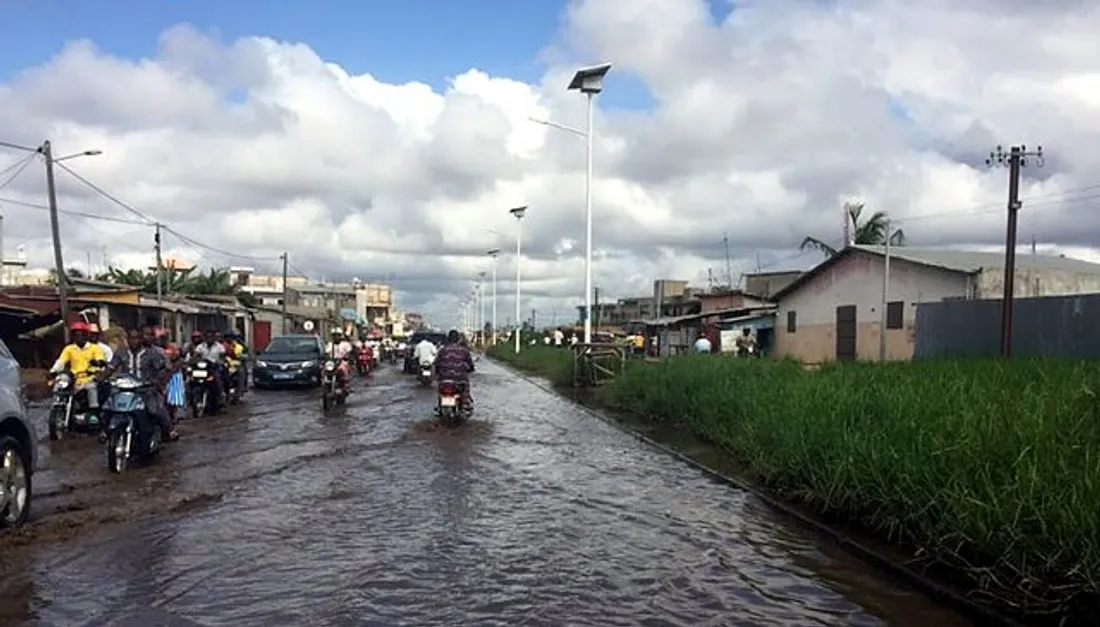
[0,361,974,626]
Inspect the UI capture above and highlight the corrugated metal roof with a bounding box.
[852,245,1100,274]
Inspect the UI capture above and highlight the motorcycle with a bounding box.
[355,346,373,376]
[187,359,221,418]
[47,368,108,440]
[226,361,244,404]
[435,379,470,427]
[417,361,433,387]
[321,358,349,410]
[102,375,162,473]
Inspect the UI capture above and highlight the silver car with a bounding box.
[0,338,35,527]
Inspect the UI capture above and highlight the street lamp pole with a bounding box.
[510,206,527,354]
[487,249,500,345]
[567,63,611,345]
[477,272,486,347]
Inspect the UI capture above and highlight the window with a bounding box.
[886,301,904,329]
[786,311,797,333]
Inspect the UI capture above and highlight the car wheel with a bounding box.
[0,435,32,527]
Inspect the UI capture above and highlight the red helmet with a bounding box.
[70,321,90,333]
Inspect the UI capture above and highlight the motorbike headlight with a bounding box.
[53,376,71,390]
[301,361,316,368]
[196,360,210,369]
[324,360,336,371]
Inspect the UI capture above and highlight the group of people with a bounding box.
[49,321,250,441]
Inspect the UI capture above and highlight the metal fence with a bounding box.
[914,294,1100,358]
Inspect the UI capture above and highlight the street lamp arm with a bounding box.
[528,117,587,138]
[54,150,103,163]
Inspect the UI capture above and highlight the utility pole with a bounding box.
[879,218,892,362]
[41,140,70,342]
[280,252,289,334]
[986,144,1043,358]
[722,233,733,288]
[530,308,536,330]
[154,223,164,303]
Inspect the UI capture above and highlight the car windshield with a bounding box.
[264,337,319,354]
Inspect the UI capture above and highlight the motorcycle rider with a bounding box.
[103,327,179,441]
[193,328,228,406]
[325,329,353,387]
[87,323,114,364]
[182,330,203,360]
[223,330,248,394]
[414,335,438,375]
[435,329,475,411]
[49,321,107,417]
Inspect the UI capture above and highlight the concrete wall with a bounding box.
[775,251,970,363]
[975,267,1100,299]
[698,292,769,314]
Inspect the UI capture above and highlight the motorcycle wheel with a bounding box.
[106,427,129,474]
[48,407,65,441]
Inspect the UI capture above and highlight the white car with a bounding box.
[0,338,35,527]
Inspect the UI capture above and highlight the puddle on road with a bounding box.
[402,417,494,439]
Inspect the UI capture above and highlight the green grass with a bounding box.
[592,356,1100,617]
[486,344,573,386]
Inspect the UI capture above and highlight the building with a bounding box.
[228,267,393,324]
[773,245,1100,363]
[697,289,770,314]
[743,270,803,300]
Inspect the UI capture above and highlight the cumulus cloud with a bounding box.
[2,0,1100,327]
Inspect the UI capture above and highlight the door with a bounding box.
[835,305,857,361]
[253,320,272,353]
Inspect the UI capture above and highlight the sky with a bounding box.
[1,0,1099,328]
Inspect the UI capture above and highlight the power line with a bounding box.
[52,160,283,263]
[0,195,151,225]
[0,153,36,193]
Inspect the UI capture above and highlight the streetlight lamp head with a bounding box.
[568,63,612,94]
[84,150,103,156]
[487,248,500,257]
[510,206,527,219]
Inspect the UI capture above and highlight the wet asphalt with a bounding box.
[0,359,974,626]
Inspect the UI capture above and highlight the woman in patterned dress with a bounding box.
[164,342,187,422]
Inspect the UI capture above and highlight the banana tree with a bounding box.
[800,202,906,258]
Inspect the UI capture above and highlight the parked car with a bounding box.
[403,331,447,374]
[0,338,35,527]
[252,334,326,389]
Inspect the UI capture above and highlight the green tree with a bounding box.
[800,202,906,257]
[186,267,235,295]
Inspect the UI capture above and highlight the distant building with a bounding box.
[773,245,1100,363]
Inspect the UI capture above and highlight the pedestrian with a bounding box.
[164,341,187,423]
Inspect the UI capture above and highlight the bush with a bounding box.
[596,356,1100,616]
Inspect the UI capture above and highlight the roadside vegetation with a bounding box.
[489,346,1100,620]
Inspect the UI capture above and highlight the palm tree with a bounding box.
[800,202,906,257]
[186,267,236,295]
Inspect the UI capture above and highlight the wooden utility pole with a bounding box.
[154,223,164,303]
[986,144,1043,358]
[41,140,70,342]
[280,252,289,334]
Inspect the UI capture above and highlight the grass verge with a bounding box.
[488,346,1100,624]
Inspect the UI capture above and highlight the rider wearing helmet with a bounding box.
[49,321,107,413]
[435,329,476,411]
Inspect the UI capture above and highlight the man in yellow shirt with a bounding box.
[50,321,107,411]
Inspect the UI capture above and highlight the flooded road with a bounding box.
[0,360,974,626]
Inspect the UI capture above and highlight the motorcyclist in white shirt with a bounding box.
[414,337,438,369]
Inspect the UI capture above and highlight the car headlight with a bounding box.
[301,360,316,368]
[255,360,268,368]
